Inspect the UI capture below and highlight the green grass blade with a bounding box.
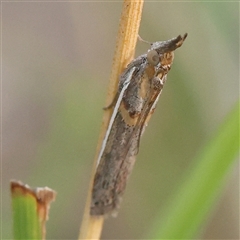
[12,191,41,239]
[11,181,56,240]
[148,101,239,239]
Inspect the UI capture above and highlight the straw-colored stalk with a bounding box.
[78,0,144,239]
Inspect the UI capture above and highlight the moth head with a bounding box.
[147,33,187,67]
[147,49,174,67]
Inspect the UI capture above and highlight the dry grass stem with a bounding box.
[78,0,144,239]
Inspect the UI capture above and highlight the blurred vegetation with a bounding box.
[148,102,239,239]
[3,2,238,239]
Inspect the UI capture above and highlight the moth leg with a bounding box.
[135,76,164,151]
[103,92,119,110]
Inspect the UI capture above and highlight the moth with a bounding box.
[91,34,187,216]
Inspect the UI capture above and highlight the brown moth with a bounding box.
[91,34,187,216]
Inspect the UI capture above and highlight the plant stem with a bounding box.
[78,0,144,239]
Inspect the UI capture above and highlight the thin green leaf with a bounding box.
[11,181,56,240]
[148,101,239,239]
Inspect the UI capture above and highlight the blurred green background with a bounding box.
[2,1,239,239]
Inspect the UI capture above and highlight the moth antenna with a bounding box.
[138,35,151,44]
